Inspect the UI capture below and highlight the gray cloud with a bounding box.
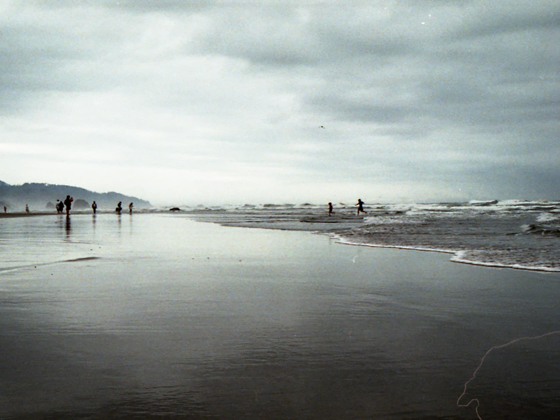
[0,0,558,204]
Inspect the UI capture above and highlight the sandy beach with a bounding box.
[0,212,59,218]
[0,210,153,219]
[1,213,559,419]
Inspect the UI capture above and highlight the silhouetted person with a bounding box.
[4,205,7,213]
[92,201,97,214]
[356,198,367,216]
[116,201,122,214]
[56,200,64,214]
[64,195,73,216]
[328,202,334,216]
[25,204,29,213]
[128,202,133,214]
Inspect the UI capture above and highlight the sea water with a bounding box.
[188,199,560,272]
[1,212,559,419]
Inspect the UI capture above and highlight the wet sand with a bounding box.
[1,213,559,419]
[0,212,57,218]
[0,210,148,219]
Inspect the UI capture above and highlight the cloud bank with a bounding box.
[1,0,558,204]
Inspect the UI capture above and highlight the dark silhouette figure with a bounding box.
[92,201,97,214]
[356,198,367,216]
[116,201,122,214]
[64,195,73,216]
[328,202,334,216]
[128,202,133,215]
[25,204,29,213]
[57,200,65,214]
[3,206,6,213]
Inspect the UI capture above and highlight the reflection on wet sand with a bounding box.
[1,214,559,419]
[65,215,71,239]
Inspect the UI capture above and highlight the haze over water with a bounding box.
[1,213,559,419]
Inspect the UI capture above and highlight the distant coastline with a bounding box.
[0,180,152,212]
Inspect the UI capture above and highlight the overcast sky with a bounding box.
[1,0,558,205]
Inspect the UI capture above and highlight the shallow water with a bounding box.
[186,200,560,272]
[1,213,559,419]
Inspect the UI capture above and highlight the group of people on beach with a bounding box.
[328,199,367,216]
[9,198,366,217]
[52,196,133,216]
[114,201,133,215]
[54,195,74,215]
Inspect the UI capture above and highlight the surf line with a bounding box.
[0,257,101,275]
[457,330,560,419]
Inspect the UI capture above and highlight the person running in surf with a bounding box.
[356,198,367,216]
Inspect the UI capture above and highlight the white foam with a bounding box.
[451,253,560,273]
[537,212,559,223]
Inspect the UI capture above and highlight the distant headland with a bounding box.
[0,180,151,212]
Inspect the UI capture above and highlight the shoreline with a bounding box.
[190,215,560,275]
[191,217,560,275]
[334,236,560,274]
[3,210,558,275]
[0,210,153,218]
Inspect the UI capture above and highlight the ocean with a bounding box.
[188,199,560,272]
[1,207,559,419]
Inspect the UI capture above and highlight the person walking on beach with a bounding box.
[92,201,97,214]
[64,195,73,216]
[115,201,122,214]
[56,200,64,214]
[128,202,133,214]
[328,202,334,216]
[3,205,6,213]
[25,204,30,213]
[356,198,367,216]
